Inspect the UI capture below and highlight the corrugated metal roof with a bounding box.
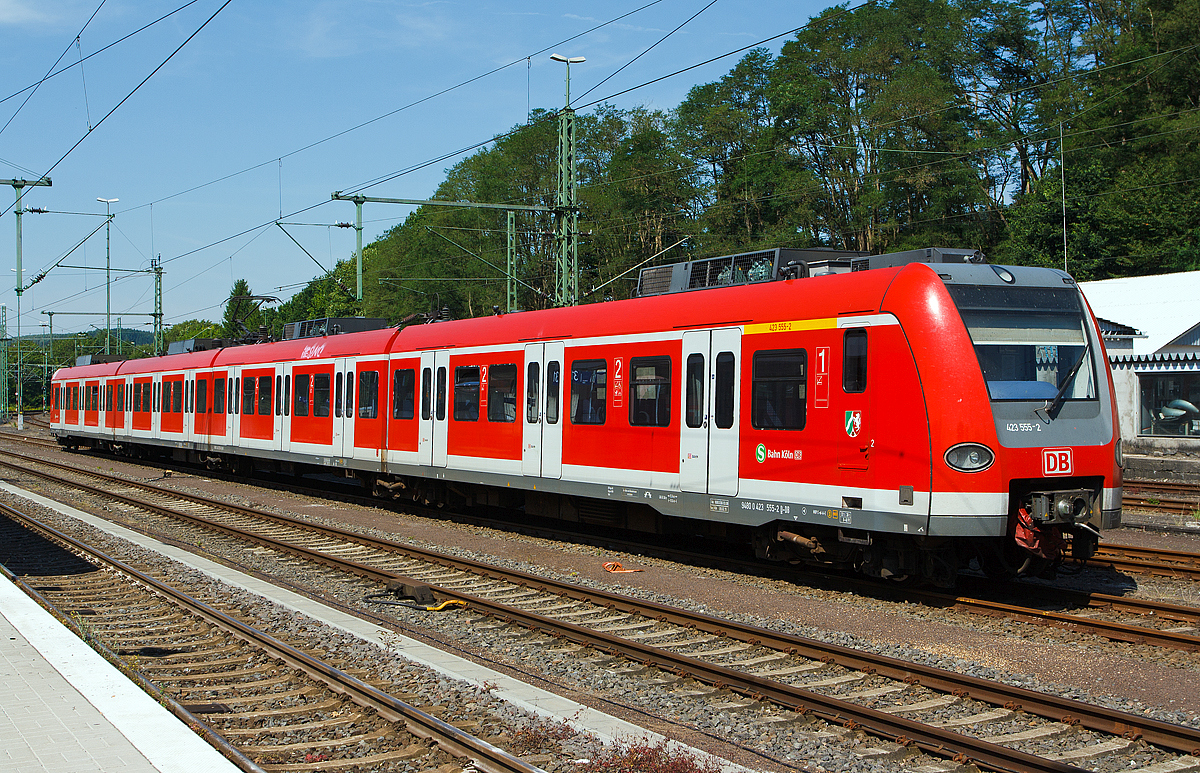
[1110,351,1200,369]
[1080,270,1200,355]
[1095,316,1143,338]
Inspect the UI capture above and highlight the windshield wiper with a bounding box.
[1038,342,1091,421]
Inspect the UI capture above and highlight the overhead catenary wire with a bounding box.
[32,1,1196,324]
[0,0,234,221]
[0,1,203,109]
[0,0,107,139]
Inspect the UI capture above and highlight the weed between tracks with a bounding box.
[575,737,724,773]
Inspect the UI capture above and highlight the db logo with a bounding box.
[1042,447,1073,476]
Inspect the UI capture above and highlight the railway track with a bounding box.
[0,502,547,773]
[4,440,1200,628]
[1090,544,1200,580]
[5,451,1200,772]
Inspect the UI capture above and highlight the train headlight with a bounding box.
[944,443,995,472]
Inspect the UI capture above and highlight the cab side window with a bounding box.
[843,329,867,393]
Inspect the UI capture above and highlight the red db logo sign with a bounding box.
[1042,448,1073,476]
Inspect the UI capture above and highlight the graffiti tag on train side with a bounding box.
[300,343,326,359]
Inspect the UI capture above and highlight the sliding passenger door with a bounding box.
[522,344,544,476]
[680,331,710,493]
[418,353,435,467]
[679,328,741,496]
[431,350,450,468]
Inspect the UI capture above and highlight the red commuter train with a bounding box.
[49,248,1122,586]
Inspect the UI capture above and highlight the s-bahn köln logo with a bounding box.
[845,410,862,438]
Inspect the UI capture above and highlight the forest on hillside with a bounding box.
[213,0,1200,335]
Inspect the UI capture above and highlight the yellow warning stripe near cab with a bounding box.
[744,317,837,335]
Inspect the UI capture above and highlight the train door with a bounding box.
[680,328,741,496]
[417,353,435,466]
[279,364,292,454]
[333,358,351,458]
[837,327,871,474]
[520,342,563,479]
[431,351,450,468]
[274,370,284,452]
[522,344,543,476]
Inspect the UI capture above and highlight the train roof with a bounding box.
[52,261,1080,382]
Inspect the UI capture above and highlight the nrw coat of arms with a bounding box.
[844,410,862,438]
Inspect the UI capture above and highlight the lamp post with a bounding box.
[549,53,584,307]
[39,323,48,411]
[97,197,118,354]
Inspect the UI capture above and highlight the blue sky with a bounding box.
[1,0,827,339]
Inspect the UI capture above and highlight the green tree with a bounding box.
[221,279,264,339]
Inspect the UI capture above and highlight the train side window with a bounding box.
[526,362,540,423]
[283,375,290,416]
[686,354,705,428]
[294,374,310,416]
[751,349,807,430]
[73,385,78,410]
[715,352,735,429]
[358,370,379,419]
[258,376,272,416]
[630,357,671,427]
[843,329,867,393]
[106,385,113,412]
[488,364,517,422]
[186,380,192,413]
[173,380,183,413]
[197,379,208,414]
[116,384,124,412]
[314,373,331,417]
[276,375,282,416]
[454,366,480,421]
[435,367,447,421]
[546,362,560,424]
[227,378,233,414]
[242,376,255,415]
[346,372,354,414]
[213,378,225,414]
[570,359,607,425]
[393,369,415,420]
[157,382,164,413]
[334,372,344,418]
[420,368,432,420]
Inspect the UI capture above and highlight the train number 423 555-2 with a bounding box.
[1006,422,1041,432]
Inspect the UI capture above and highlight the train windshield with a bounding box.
[947,284,1096,402]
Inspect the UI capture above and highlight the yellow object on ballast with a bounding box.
[426,599,468,612]
[603,561,643,573]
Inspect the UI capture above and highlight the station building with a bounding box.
[1079,270,1200,466]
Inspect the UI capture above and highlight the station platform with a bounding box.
[0,570,241,772]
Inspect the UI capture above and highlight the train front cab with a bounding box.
[895,262,1122,578]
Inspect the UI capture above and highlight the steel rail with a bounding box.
[1090,545,1200,580]
[7,451,1200,650]
[8,456,1200,769]
[0,500,546,773]
[1122,496,1200,516]
[1124,480,1200,496]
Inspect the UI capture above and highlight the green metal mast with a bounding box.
[152,256,163,355]
[506,210,516,312]
[1,305,7,421]
[551,53,583,307]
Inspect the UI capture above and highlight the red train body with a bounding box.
[50,255,1122,585]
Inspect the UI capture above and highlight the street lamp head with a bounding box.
[97,197,119,203]
[550,53,585,64]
